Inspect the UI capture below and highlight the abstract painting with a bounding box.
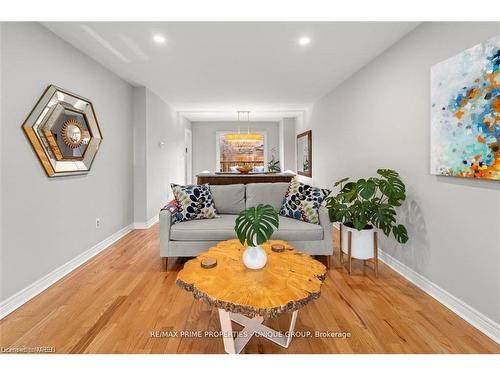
[430,35,500,180]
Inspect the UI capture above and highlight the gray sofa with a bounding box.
[159,182,333,270]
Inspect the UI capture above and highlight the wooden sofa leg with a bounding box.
[163,257,169,272]
[326,255,332,270]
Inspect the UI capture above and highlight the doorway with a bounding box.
[184,128,193,184]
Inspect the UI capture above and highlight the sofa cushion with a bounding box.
[245,182,289,211]
[171,183,219,223]
[279,179,331,224]
[210,184,245,214]
[170,214,322,241]
[272,216,323,241]
[171,215,238,241]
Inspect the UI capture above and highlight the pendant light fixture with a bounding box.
[226,111,260,145]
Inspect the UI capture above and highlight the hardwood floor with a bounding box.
[1,224,498,354]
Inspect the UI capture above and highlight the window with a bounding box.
[216,132,267,173]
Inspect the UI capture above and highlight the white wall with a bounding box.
[179,115,193,184]
[0,23,134,300]
[133,87,148,223]
[145,89,189,220]
[298,22,500,324]
[191,121,279,180]
[0,24,4,295]
[133,87,191,223]
[279,117,296,172]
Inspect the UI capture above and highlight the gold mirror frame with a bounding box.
[61,119,84,148]
[22,85,103,177]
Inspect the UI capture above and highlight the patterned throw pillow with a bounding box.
[160,199,179,224]
[279,179,331,224]
[170,183,219,223]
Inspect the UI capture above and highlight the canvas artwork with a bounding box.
[430,35,500,180]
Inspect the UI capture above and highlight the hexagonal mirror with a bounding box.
[22,85,103,177]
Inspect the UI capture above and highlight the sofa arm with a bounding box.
[159,209,172,257]
[319,206,333,254]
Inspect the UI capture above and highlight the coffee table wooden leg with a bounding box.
[232,310,298,349]
[218,309,264,354]
[218,308,299,353]
[284,310,298,348]
[218,308,236,354]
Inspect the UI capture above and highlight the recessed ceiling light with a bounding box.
[153,34,166,44]
[298,36,311,46]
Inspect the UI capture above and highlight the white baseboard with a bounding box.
[133,215,159,229]
[378,249,500,344]
[332,223,499,344]
[0,224,134,320]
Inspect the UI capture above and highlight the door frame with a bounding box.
[184,128,193,184]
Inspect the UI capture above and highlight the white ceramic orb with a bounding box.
[242,245,267,270]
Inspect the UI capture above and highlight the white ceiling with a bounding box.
[181,110,304,122]
[43,22,418,114]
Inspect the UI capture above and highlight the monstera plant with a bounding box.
[325,169,409,245]
[234,204,279,269]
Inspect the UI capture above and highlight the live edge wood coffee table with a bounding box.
[176,239,326,354]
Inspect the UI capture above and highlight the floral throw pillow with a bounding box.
[279,179,331,224]
[170,183,219,223]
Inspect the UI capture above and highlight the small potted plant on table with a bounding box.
[325,169,408,272]
[234,204,279,269]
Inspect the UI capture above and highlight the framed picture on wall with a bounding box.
[297,130,312,177]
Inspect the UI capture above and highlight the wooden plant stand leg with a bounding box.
[347,231,352,275]
[163,257,168,272]
[218,308,299,354]
[373,232,379,278]
[339,223,343,265]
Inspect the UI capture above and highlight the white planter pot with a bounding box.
[341,224,375,260]
[242,245,267,269]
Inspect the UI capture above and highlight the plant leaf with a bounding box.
[377,169,400,179]
[370,204,396,229]
[350,201,371,230]
[393,224,409,244]
[327,201,350,223]
[357,178,376,200]
[234,204,279,246]
[378,177,406,200]
[340,182,357,202]
[334,177,349,187]
[387,196,404,207]
[380,222,392,236]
